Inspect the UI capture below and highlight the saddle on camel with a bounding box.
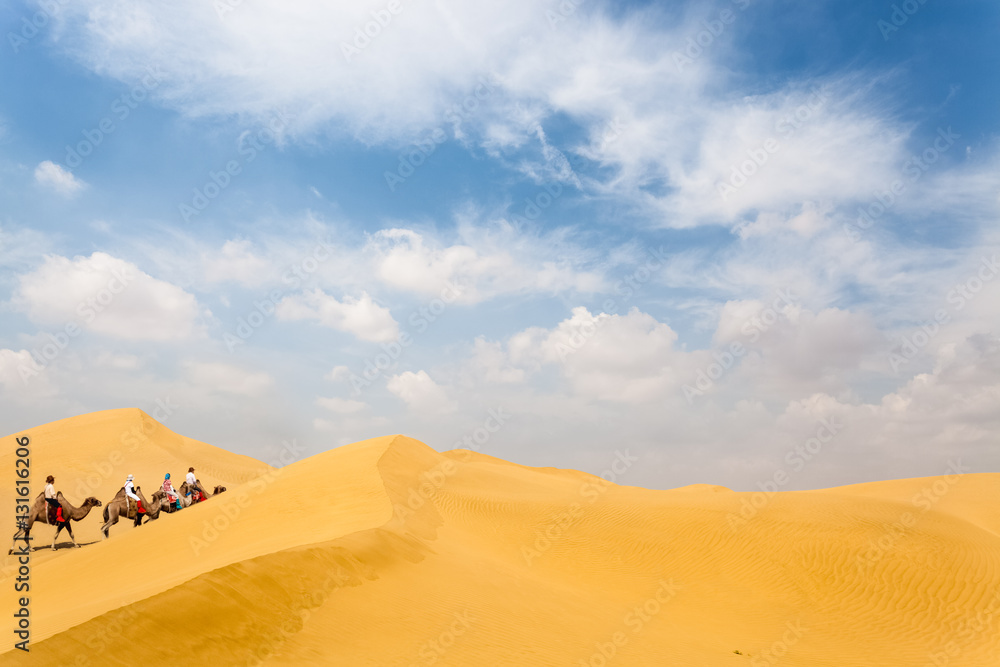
[46,503,66,525]
[123,474,146,524]
[125,495,147,521]
[44,475,66,525]
[185,466,207,503]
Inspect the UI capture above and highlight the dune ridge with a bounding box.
[2,411,999,665]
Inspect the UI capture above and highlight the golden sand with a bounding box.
[2,409,998,665]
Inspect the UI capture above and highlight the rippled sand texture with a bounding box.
[2,409,998,665]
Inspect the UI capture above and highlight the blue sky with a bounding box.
[1,0,998,491]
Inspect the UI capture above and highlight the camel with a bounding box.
[180,481,226,503]
[11,492,102,552]
[100,486,161,538]
[157,486,192,513]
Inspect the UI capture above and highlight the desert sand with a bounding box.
[2,408,999,665]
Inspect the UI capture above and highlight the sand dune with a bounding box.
[3,410,999,665]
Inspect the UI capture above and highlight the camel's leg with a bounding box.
[11,517,28,553]
[51,524,59,550]
[16,517,35,552]
[66,522,79,548]
[101,509,118,539]
[11,529,24,554]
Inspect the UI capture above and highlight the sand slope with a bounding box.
[2,411,999,666]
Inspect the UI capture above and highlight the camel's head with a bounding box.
[214,486,227,494]
[146,495,163,520]
[85,497,102,507]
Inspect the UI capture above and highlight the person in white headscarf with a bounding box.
[124,474,140,503]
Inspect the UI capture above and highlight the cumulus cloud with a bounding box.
[367,226,604,304]
[505,306,684,402]
[202,239,275,287]
[42,1,928,232]
[387,370,455,414]
[183,361,273,396]
[12,252,202,341]
[0,349,39,391]
[316,396,367,414]
[34,160,86,195]
[276,289,399,342]
[325,365,351,381]
[14,0,998,493]
[465,337,525,385]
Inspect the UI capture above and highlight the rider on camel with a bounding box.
[124,474,143,525]
[44,475,63,523]
[162,473,182,510]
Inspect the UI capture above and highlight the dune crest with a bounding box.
[3,412,999,665]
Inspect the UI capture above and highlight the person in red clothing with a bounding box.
[44,475,63,523]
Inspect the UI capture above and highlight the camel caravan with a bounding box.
[10,468,226,553]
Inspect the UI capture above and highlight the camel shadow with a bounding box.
[27,540,102,553]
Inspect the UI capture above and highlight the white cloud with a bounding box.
[184,361,273,396]
[387,370,455,414]
[465,337,525,384]
[12,252,202,341]
[202,239,274,286]
[508,306,684,402]
[41,0,998,240]
[367,225,605,304]
[0,349,38,391]
[45,0,546,139]
[14,0,999,494]
[277,289,399,342]
[92,352,141,370]
[316,396,367,414]
[325,365,351,381]
[34,160,86,196]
